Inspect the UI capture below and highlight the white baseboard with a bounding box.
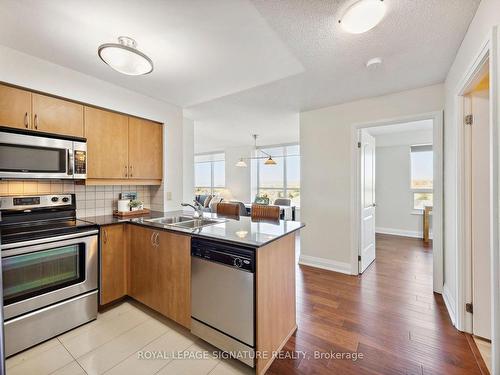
[376,227,433,239]
[298,254,352,275]
[442,283,456,326]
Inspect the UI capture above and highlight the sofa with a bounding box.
[195,195,223,212]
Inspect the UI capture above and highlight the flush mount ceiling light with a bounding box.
[366,57,383,68]
[338,0,386,34]
[98,36,153,76]
[235,134,277,167]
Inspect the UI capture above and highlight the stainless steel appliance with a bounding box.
[0,194,98,357]
[191,238,255,367]
[0,212,6,373]
[0,127,87,180]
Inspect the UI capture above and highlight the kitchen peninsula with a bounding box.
[87,211,304,375]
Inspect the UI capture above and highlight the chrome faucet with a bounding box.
[181,201,203,218]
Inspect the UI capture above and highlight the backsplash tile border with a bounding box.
[0,180,154,218]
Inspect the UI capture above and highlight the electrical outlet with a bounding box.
[166,191,172,201]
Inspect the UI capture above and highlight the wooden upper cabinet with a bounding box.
[100,224,127,305]
[128,117,163,180]
[85,107,129,179]
[32,93,84,137]
[0,85,31,130]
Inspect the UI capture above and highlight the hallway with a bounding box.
[268,234,484,374]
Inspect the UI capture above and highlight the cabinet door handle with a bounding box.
[150,232,156,247]
[103,229,108,244]
[24,112,29,128]
[124,166,128,177]
[129,165,133,177]
[154,232,160,247]
[34,114,39,129]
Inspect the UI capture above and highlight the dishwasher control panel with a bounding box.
[191,238,255,273]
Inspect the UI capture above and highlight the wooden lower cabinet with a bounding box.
[127,225,191,328]
[100,224,127,305]
[128,225,157,308]
[155,230,191,328]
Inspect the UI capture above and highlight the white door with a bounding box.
[359,130,376,273]
[470,86,492,340]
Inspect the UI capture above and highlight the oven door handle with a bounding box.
[0,230,99,253]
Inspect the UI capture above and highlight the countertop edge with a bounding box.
[85,215,305,248]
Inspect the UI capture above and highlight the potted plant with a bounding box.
[129,199,144,211]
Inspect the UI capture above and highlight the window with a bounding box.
[410,145,433,210]
[255,144,300,205]
[194,153,225,195]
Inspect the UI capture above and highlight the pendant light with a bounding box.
[264,156,277,165]
[235,134,277,167]
[235,158,248,167]
[98,36,153,76]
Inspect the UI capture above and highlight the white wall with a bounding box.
[0,45,185,211]
[375,130,433,238]
[183,118,195,203]
[443,0,500,326]
[299,84,444,272]
[224,146,253,202]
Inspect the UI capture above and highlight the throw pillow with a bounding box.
[203,195,213,208]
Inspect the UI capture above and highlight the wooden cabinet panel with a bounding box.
[128,117,163,180]
[0,85,31,130]
[32,93,83,137]
[128,225,157,308]
[100,224,127,305]
[85,107,129,179]
[156,231,191,328]
[128,225,191,328]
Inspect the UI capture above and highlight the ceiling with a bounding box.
[0,0,303,106]
[366,119,433,136]
[188,0,479,151]
[0,0,480,152]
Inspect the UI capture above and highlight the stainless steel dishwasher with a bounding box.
[191,238,255,367]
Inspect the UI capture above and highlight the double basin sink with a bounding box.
[144,215,225,229]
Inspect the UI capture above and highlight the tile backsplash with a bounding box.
[0,180,158,218]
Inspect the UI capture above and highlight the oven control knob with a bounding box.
[234,258,243,268]
[51,197,59,202]
[62,197,70,203]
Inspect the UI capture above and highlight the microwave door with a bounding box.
[0,132,73,179]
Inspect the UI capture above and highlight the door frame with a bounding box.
[455,28,499,373]
[455,36,491,333]
[350,111,444,293]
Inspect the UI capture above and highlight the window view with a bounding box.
[410,145,433,209]
[194,153,225,195]
[256,144,300,205]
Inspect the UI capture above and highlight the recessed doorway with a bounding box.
[352,112,443,293]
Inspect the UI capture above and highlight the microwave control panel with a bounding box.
[74,150,87,174]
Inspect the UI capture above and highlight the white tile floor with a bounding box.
[6,301,254,375]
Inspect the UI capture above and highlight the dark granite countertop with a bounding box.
[81,210,304,247]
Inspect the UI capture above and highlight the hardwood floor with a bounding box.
[267,234,483,374]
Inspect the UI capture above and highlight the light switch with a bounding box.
[166,191,172,200]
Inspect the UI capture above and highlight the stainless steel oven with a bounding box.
[0,129,87,179]
[1,230,98,356]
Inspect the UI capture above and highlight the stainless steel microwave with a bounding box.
[0,129,87,179]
